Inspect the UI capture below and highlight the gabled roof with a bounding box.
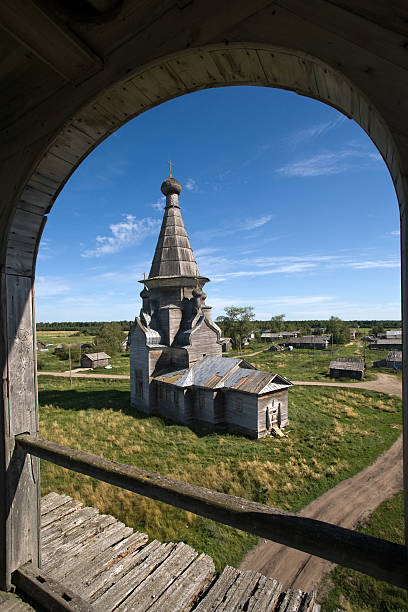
[83,352,110,360]
[155,356,292,394]
[329,357,365,371]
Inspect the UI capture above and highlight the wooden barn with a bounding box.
[330,357,365,380]
[80,352,110,369]
[369,338,403,351]
[374,351,403,369]
[36,341,45,351]
[284,336,329,350]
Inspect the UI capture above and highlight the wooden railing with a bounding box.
[16,434,408,590]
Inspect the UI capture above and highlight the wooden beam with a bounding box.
[0,0,102,82]
[16,434,408,591]
[13,562,94,612]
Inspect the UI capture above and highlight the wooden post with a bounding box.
[0,273,40,590]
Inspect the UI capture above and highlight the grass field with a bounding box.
[246,343,389,382]
[319,492,407,611]
[38,376,401,572]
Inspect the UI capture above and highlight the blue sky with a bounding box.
[36,86,401,322]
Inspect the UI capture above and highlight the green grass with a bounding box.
[247,344,388,382]
[37,331,95,345]
[38,376,401,572]
[88,352,130,375]
[319,492,407,611]
[37,350,79,372]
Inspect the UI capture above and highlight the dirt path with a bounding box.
[38,371,130,379]
[293,372,402,397]
[239,374,403,592]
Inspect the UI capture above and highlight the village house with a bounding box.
[329,357,365,380]
[374,350,402,369]
[378,329,402,339]
[283,336,329,350]
[369,338,403,351]
[80,352,111,369]
[129,173,292,437]
[221,338,232,352]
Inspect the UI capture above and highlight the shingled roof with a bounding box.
[149,182,199,279]
[329,357,365,371]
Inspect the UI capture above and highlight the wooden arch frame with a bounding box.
[1,42,407,589]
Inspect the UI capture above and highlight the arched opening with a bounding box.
[2,43,407,594]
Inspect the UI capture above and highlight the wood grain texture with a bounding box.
[18,437,408,590]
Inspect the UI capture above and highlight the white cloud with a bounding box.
[36,276,70,297]
[276,146,382,178]
[185,178,197,191]
[244,214,273,230]
[349,259,400,270]
[390,230,400,236]
[81,215,161,258]
[289,116,345,147]
[151,197,165,213]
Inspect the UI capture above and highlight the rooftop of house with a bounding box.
[329,357,365,371]
[82,352,111,361]
[387,351,403,361]
[372,338,402,345]
[156,356,292,394]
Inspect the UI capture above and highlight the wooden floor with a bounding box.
[0,591,35,611]
[31,493,320,611]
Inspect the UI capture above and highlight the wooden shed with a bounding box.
[284,336,329,350]
[374,351,403,369]
[329,357,365,380]
[221,338,232,352]
[80,352,111,369]
[369,339,403,351]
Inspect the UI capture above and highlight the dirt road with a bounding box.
[38,371,130,380]
[239,374,403,591]
[292,372,402,398]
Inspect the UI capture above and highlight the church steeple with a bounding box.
[147,172,202,282]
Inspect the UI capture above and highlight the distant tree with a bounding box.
[56,344,81,362]
[94,322,124,355]
[270,314,285,332]
[216,306,255,351]
[370,324,385,336]
[327,316,349,344]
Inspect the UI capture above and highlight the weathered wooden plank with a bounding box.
[98,83,151,122]
[12,562,94,612]
[41,499,83,529]
[0,0,102,81]
[41,494,75,519]
[48,126,94,166]
[257,50,319,97]
[62,523,137,588]
[17,434,408,590]
[42,512,112,565]
[194,565,239,611]
[166,52,222,90]
[278,589,306,612]
[1,274,39,589]
[213,570,261,611]
[118,542,197,611]
[148,552,215,612]
[71,103,119,142]
[93,542,175,610]
[52,522,132,582]
[209,48,265,84]
[35,152,73,185]
[41,506,98,547]
[77,532,151,600]
[130,65,182,104]
[246,575,282,612]
[298,591,318,612]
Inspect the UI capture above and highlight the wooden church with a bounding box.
[129,172,292,438]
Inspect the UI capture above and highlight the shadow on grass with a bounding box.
[38,388,230,439]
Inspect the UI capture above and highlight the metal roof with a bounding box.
[155,356,292,394]
[371,338,402,345]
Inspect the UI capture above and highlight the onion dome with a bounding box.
[192,287,203,297]
[140,287,149,299]
[161,176,182,195]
